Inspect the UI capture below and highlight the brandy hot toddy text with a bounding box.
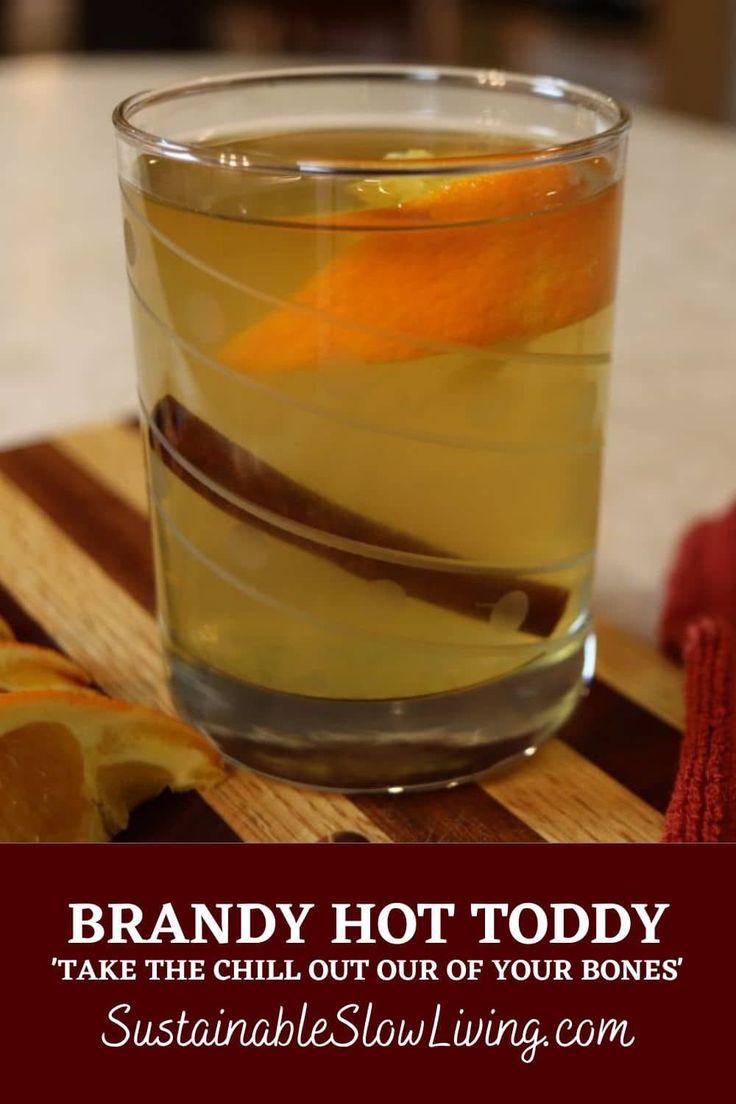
[114,67,628,791]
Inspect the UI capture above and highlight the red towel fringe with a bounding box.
[662,618,736,842]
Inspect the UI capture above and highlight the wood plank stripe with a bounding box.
[208,773,395,845]
[484,738,663,843]
[0,467,391,844]
[0,442,155,611]
[0,582,58,650]
[61,424,149,515]
[117,790,242,844]
[50,425,671,843]
[596,617,684,732]
[6,437,541,843]
[355,788,541,843]
[560,679,680,813]
[0,469,169,708]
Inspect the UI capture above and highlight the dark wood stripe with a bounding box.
[0,581,110,695]
[560,679,680,813]
[0,442,155,611]
[0,439,543,844]
[355,787,542,843]
[0,583,58,649]
[117,790,242,843]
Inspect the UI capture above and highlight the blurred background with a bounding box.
[1,0,736,122]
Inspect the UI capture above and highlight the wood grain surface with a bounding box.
[0,422,684,843]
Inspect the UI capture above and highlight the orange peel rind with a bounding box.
[0,690,225,842]
[221,160,621,374]
[0,641,95,692]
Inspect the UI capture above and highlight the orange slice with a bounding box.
[222,160,621,373]
[0,691,225,841]
[0,642,94,692]
[0,616,13,642]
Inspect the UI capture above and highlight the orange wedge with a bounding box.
[0,641,94,692]
[0,616,13,642]
[0,691,225,841]
[222,160,621,373]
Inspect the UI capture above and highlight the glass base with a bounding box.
[169,631,594,793]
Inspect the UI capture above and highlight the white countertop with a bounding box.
[2,54,736,642]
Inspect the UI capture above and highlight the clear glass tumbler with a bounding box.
[114,65,628,792]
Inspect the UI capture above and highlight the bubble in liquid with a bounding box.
[369,579,407,603]
[228,524,270,572]
[488,589,530,633]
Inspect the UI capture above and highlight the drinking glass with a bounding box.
[114,65,628,791]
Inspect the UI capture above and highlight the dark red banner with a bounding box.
[1,843,731,1099]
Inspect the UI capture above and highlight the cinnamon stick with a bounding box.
[149,395,569,637]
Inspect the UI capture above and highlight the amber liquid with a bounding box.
[122,126,619,788]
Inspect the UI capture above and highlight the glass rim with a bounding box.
[113,63,630,177]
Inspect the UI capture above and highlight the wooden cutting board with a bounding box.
[0,421,684,843]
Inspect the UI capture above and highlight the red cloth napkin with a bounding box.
[659,503,736,842]
[660,502,736,662]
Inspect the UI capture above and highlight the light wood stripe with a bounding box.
[0,471,390,844]
[483,740,663,843]
[53,423,667,843]
[0,470,167,708]
[596,617,684,732]
[60,424,149,515]
[213,774,393,844]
